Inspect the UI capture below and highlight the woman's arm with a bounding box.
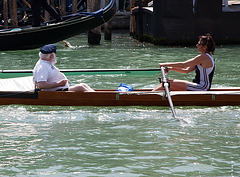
[167,65,196,74]
[159,55,203,73]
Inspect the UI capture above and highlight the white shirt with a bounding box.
[33,59,69,91]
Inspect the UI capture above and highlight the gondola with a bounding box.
[0,0,116,51]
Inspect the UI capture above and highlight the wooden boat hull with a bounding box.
[0,0,116,51]
[0,88,239,106]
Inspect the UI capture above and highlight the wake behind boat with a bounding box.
[0,0,116,51]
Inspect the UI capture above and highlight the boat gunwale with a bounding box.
[0,88,240,96]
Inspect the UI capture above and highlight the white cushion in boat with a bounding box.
[0,76,35,91]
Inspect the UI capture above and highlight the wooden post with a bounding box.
[153,0,165,39]
[138,0,143,42]
[130,0,136,35]
[9,0,18,27]
[72,0,78,13]
[104,0,112,40]
[45,0,51,21]
[3,0,8,29]
[87,0,101,44]
[61,0,66,16]
[119,0,126,11]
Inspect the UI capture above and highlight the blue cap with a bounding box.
[40,44,58,54]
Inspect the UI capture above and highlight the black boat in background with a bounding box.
[0,0,116,51]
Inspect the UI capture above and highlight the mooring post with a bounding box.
[44,0,51,21]
[3,0,8,29]
[138,0,143,42]
[104,0,112,40]
[72,0,78,13]
[87,0,101,44]
[9,0,18,28]
[61,0,66,16]
[130,0,136,35]
[153,0,165,39]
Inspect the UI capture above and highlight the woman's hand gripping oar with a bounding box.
[160,67,178,120]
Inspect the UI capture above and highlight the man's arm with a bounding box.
[37,80,67,89]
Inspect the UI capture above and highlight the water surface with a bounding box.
[0,31,239,176]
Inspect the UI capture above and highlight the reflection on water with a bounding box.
[0,31,240,176]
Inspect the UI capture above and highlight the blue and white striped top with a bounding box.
[187,53,215,91]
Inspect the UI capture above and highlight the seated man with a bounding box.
[33,44,95,92]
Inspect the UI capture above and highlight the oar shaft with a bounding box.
[164,83,177,118]
[160,67,177,119]
[1,68,160,73]
[0,68,161,78]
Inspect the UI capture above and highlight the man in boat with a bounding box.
[31,0,63,27]
[33,44,95,92]
[153,33,216,91]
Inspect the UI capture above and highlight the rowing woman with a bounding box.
[153,33,216,91]
[33,44,95,92]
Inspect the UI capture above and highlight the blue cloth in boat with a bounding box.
[116,83,133,92]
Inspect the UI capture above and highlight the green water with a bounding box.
[0,31,239,176]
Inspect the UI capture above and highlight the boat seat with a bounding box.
[0,76,35,91]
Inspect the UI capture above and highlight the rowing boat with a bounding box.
[0,88,239,106]
[0,0,116,51]
[0,72,239,107]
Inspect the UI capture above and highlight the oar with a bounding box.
[0,68,161,78]
[160,67,177,119]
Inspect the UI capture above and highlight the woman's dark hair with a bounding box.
[199,33,216,55]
